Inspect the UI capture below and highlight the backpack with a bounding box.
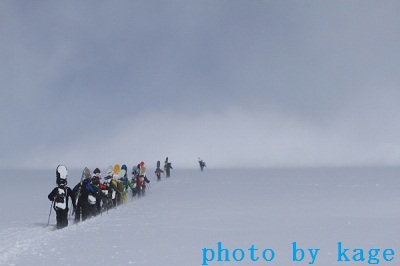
[137,176,143,187]
[117,180,124,192]
[54,187,67,210]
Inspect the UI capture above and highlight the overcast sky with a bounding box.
[1,1,400,170]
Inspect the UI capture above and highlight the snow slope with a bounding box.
[1,167,400,265]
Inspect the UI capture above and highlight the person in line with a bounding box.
[48,165,76,229]
[73,167,96,223]
[155,160,164,181]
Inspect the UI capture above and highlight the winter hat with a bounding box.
[93,168,101,178]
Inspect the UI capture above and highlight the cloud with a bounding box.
[18,85,400,170]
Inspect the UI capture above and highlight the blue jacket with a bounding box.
[73,178,96,198]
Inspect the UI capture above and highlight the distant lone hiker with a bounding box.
[164,157,173,177]
[198,158,206,171]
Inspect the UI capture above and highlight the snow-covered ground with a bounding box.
[1,167,400,265]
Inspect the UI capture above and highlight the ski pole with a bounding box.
[47,199,54,226]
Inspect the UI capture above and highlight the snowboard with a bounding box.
[139,162,146,176]
[106,165,113,178]
[113,164,121,178]
[119,169,127,178]
[56,165,68,184]
[132,165,139,176]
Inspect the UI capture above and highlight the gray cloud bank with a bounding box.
[1,1,400,169]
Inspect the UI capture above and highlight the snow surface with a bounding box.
[1,167,400,265]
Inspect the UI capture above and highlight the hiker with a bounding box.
[131,165,139,197]
[101,166,115,210]
[136,162,150,196]
[155,161,164,181]
[89,168,105,216]
[164,157,173,177]
[73,167,96,222]
[138,162,151,185]
[119,164,134,203]
[48,165,76,229]
[111,167,124,206]
[103,166,120,207]
[198,158,206,171]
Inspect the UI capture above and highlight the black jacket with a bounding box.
[48,186,76,210]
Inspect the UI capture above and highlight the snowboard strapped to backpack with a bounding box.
[54,165,68,210]
[56,165,68,186]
